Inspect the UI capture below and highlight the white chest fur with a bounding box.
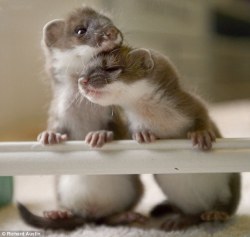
[51,45,97,81]
[49,45,111,138]
[52,84,111,140]
[120,80,191,138]
[127,104,191,138]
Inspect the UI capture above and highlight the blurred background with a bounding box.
[0,0,249,141]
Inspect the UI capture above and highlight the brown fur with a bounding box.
[79,45,241,230]
[43,7,122,51]
[80,46,219,139]
[18,8,143,231]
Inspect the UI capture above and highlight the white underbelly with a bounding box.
[58,175,138,218]
[155,173,232,214]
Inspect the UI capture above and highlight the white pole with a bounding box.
[0,138,249,175]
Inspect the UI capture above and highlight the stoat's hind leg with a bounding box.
[200,210,229,222]
[160,210,230,231]
[103,211,148,226]
[150,201,181,218]
[43,210,73,220]
[161,214,201,231]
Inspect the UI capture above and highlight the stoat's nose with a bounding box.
[103,26,120,41]
[79,77,89,85]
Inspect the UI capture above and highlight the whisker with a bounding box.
[78,93,85,106]
[101,22,113,29]
[74,92,81,106]
[64,58,73,75]
[109,47,121,54]
[64,92,79,111]
[79,55,87,75]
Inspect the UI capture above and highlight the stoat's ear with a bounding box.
[42,19,65,48]
[128,48,154,71]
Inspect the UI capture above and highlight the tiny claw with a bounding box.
[60,134,68,141]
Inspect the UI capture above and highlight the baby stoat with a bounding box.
[78,46,241,231]
[41,6,125,146]
[18,7,144,230]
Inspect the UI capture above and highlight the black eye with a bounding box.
[104,66,123,73]
[74,26,87,36]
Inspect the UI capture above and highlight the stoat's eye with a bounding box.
[74,26,87,36]
[104,66,123,73]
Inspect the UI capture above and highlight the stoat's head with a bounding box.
[78,47,155,106]
[42,6,123,53]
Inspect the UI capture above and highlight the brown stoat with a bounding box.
[78,46,241,231]
[17,7,145,230]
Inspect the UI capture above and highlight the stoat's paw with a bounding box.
[132,130,156,143]
[188,130,216,150]
[85,130,114,148]
[200,210,229,222]
[43,210,73,220]
[105,211,148,226]
[161,215,200,231]
[37,131,67,145]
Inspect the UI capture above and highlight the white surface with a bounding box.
[0,139,250,175]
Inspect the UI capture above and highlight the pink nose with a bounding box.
[79,77,88,85]
[104,27,119,41]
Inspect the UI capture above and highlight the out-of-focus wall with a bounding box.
[108,0,250,101]
[108,0,212,93]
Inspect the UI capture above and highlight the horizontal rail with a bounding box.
[0,138,250,175]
